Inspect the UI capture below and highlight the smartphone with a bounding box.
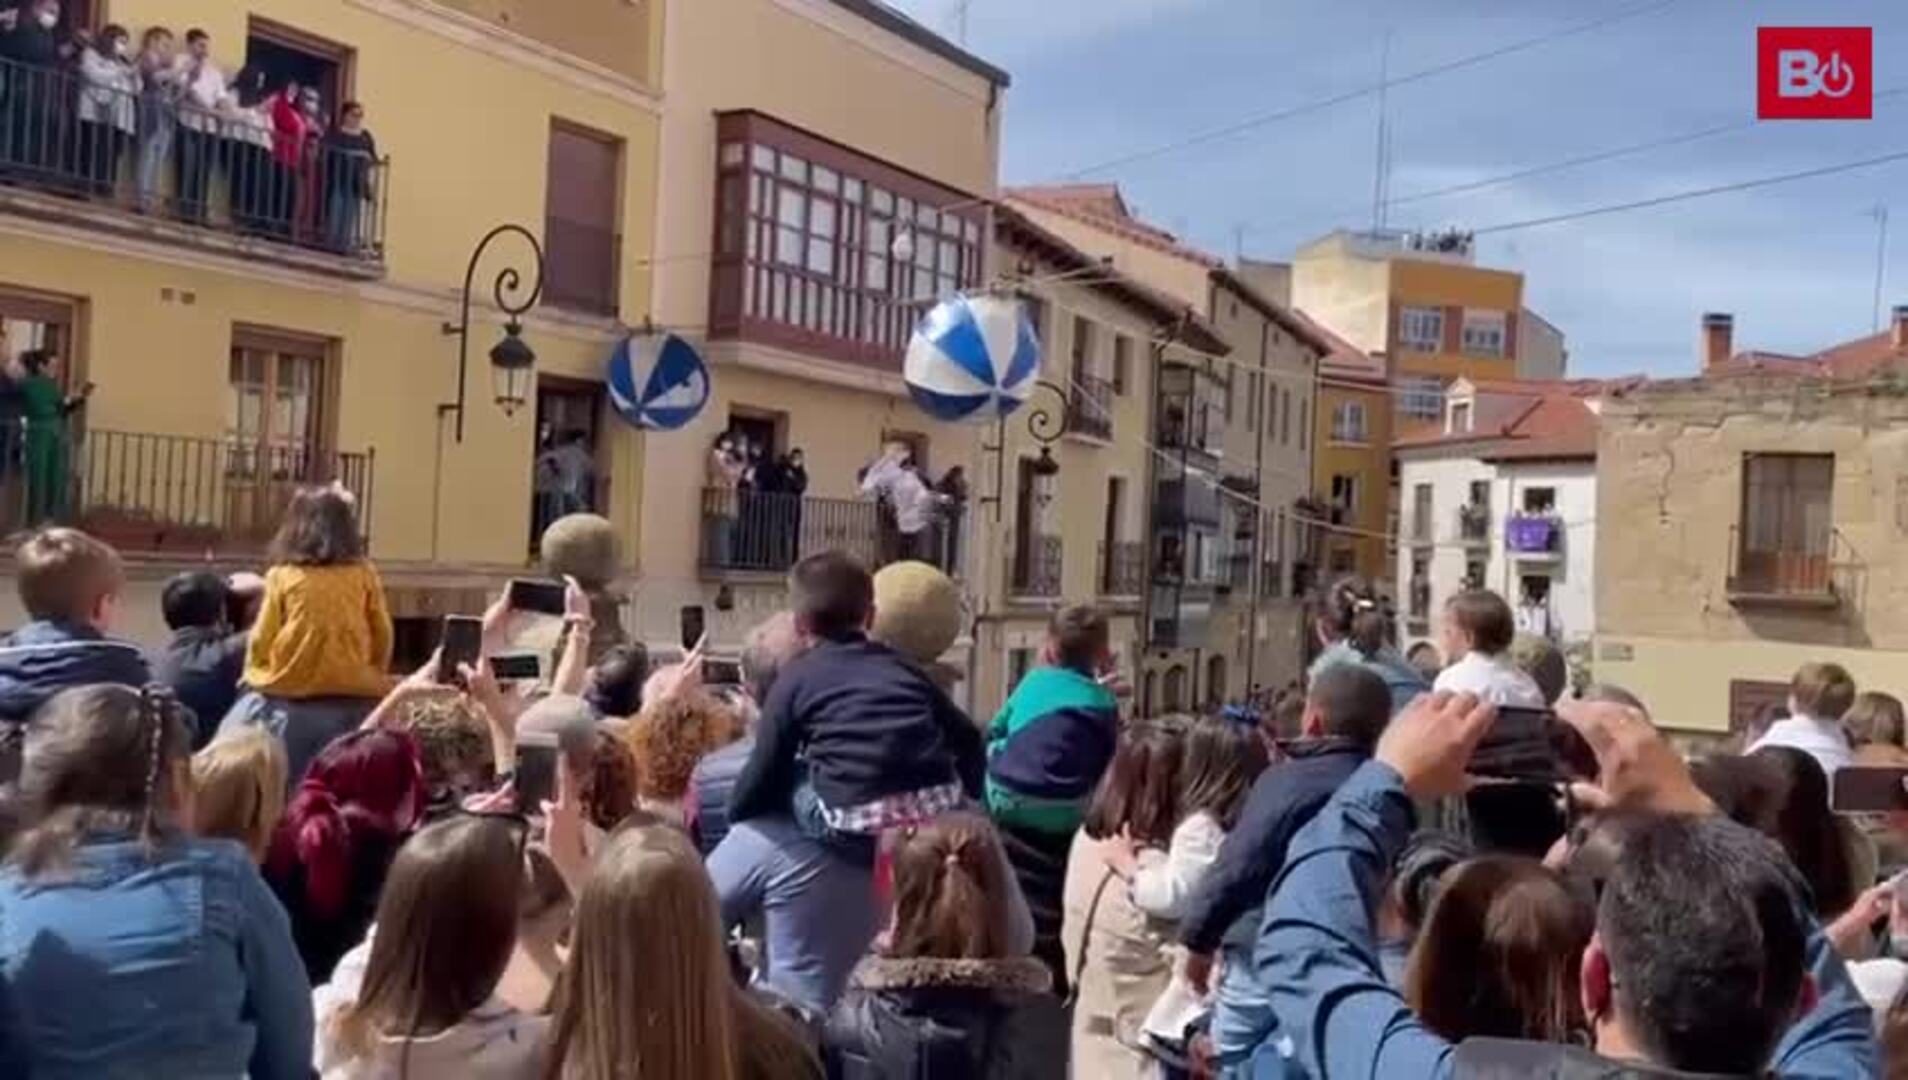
[1831,766,1908,813]
[1469,706,1598,783]
[704,658,741,686]
[490,651,542,681]
[515,730,560,811]
[507,578,567,617]
[679,605,706,653]
[439,615,483,683]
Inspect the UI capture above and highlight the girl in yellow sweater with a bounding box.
[220,484,395,785]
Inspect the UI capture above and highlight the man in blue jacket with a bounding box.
[1256,692,1877,1079]
[1180,664,1393,1068]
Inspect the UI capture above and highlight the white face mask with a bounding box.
[113,40,128,58]
[37,10,59,28]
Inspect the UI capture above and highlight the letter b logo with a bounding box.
[1760,28,1872,119]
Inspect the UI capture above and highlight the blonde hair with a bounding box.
[191,729,288,861]
[543,823,815,1080]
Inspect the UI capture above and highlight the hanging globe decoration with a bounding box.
[606,332,710,431]
[903,293,1041,424]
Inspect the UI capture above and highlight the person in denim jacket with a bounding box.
[0,684,313,1079]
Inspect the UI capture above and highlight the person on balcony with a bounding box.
[172,27,225,224]
[0,0,66,176]
[222,484,395,785]
[706,431,745,567]
[17,347,89,523]
[322,100,377,254]
[133,26,182,213]
[293,84,326,243]
[268,77,310,240]
[74,23,135,197]
[222,66,277,234]
[860,442,941,565]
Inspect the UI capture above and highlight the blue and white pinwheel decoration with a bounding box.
[903,293,1042,424]
[607,332,710,431]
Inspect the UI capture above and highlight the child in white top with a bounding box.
[1432,589,1547,708]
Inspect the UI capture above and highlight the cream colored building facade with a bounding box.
[0,0,664,653]
[638,0,1008,685]
[1594,376,1908,736]
[966,206,1223,722]
[1002,187,1326,713]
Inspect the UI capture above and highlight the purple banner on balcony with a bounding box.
[1506,515,1556,553]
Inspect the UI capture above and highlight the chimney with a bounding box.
[1702,312,1734,372]
[1893,304,1908,350]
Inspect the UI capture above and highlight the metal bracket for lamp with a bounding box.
[978,379,1067,522]
[440,224,546,444]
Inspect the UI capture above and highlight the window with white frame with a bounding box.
[1398,374,1446,420]
[1330,401,1368,444]
[1461,309,1508,358]
[1398,306,1444,352]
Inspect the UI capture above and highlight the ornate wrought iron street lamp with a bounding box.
[441,224,546,443]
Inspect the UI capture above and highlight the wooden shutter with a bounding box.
[545,123,622,315]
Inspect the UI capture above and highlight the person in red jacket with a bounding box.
[267,79,307,240]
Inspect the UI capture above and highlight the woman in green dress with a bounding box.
[18,350,92,524]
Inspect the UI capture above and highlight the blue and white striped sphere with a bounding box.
[606,332,710,431]
[903,293,1041,424]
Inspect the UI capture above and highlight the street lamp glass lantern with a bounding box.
[489,320,536,415]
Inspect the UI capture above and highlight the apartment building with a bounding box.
[970,205,1225,721]
[0,0,662,649]
[1594,308,1908,735]
[1004,185,1327,711]
[1395,378,1606,664]
[637,0,1008,676]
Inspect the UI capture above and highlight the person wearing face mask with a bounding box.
[775,448,808,568]
[267,77,307,240]
[293,84,325,242]
[75,24,137,197]
[321,100,376,254]
[0,0,65,174]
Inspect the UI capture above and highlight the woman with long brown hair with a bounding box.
[1062,720,1186,1079]
[1404,855,1593,1044]
[825,813,1064,1078]
[542,821,818,1080]
[314,814,545,1078]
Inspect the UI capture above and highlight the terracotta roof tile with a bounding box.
[1005,186,1224,270]
[1395,383,1601,461]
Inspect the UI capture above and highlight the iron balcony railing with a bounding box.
[1098,539,1144,598]
[699,487,961,576]
[1066,374,1114,441]
[0,424,374,554]
[1457,502,1491,546]
[1726,523,1854,606]
[0,54,388,260]
[1011,532,1063,598]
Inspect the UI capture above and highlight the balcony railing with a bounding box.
[1066,374,1114,441]
[1726,524,1854,608]
[0,55,389,262]
[1458,502,1491,546]
[1011,533,1063,598]
[0,425,375,554]
[698,488,961,576]
[1098,539,1144,598]
[1506,513,1562,558]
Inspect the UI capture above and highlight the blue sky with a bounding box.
[886,0,1907,377]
